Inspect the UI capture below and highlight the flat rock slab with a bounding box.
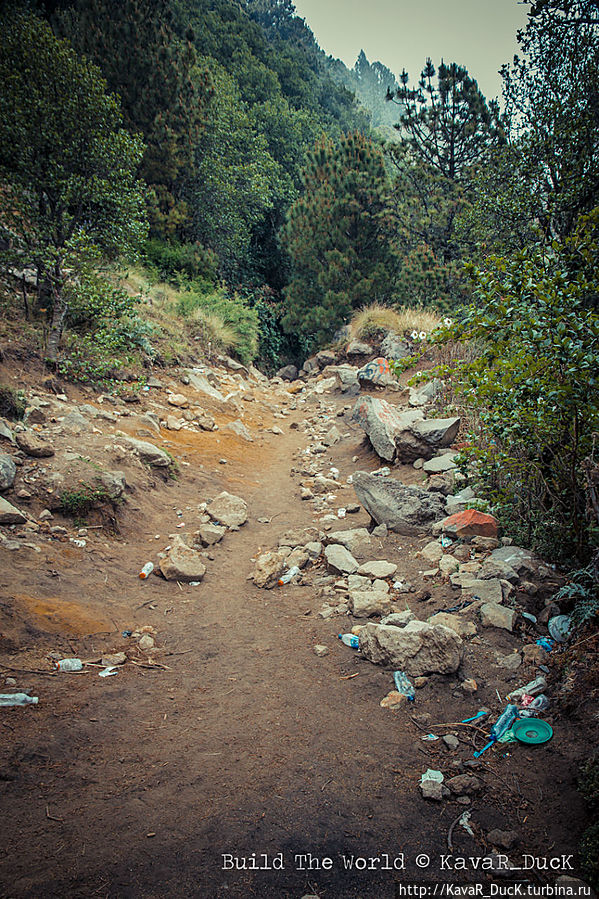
[0,497,27,524]
[207,492,248,528]
[428,611,477,638]
[423,453,458,474]
[349,589,393,617]
[440,509,498,539]
[480,602,517,631]
[359,620,463,676]
[324,528,371,554]
[159,537,206,582]
[324,544,358,575]
[353,471,446,535]
[119,436,171,468]
[356,560,398,579]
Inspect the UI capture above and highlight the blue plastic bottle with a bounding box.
[393,670,415,701]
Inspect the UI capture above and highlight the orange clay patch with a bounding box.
[12,594,112,636]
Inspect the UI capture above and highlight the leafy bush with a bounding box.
[143,238,217,286]
[431,247,599,564]
[0,384,26,420]
[554,563,599,629]
[177,286,259,365]
[59,483,111,520]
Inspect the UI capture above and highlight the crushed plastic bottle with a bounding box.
[0,693,39,706]
[139,562,154,579]
[520,694,550,716]
[508,675,547,701]
[338,633,359,649]
[548,614,572,643]
[393,670,415,701]
[278,565,300,585]
[536,637,554,652]
[474,704,519,758]
[54,658,83,672]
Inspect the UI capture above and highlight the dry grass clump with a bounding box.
[185,308,242,356]
[349,302,443,339]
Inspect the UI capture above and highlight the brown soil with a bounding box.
[0,367,595,899]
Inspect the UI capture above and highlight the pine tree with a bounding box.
[282,132,397,347]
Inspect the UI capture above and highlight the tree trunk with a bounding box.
[45,265,67,366]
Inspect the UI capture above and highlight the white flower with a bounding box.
[419,331,427,340]
[444,317,452,327]
[411,329,418,340]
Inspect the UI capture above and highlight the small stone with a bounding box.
[15,430,55,458]
[313,644,329,657]
[167,393,189,408]
[414,676,428,688]
[0,497,27,524]
[522,643,547,666]
[461,677,478,693]
[443,734,460,751]
[324,544,358,575]
[446,774,483,795]
[420,780,450,801]
[380,690,408,710]
[480,602,517,632]
[497,652,522,671]
[101,652,127,667]
[5,677,17,686]
[38,509,53,521]
[356,560,397,579]
[138,634,155,651]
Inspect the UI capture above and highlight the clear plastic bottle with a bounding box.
[0,693,39,706]
[393,670,415,701]
[490,704,519,741]
[278,566,300,585]
[54,658,83,672]
[139,562,154,579]
[338,633,359,649]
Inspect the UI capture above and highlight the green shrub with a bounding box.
[177,286,259,365]
[0,384,26,420]
[144,238,217,286]
[59,483,111,520]
[431,246,599,564]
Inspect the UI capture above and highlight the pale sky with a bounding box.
[292,0,530,102]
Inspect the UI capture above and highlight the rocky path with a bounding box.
[0,358,592,898]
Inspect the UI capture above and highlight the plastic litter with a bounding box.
[139,562,154,579]
[548,614,573,643]
[54,658,83,672]
[337,508,346,518]
[520,694,550,716]
[459,811,474,837]
[338,633,359,649]
[372,466,391,477]
[0,693,39,707]
[421,769,444,784]
[508,675,547,701]
[440,536,453,548]
[122,630,132,638]
[536,637,554,652]
[99,666,118,678]
[497,728,517,744]
[474,704,519,758]
[278,565,300,585]
[393,670,415,701]
[512,718,553,744]
[422,733,439,742]
[521,612,537,624]
[461,709,490,724]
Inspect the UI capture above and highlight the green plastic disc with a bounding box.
[512,718,553,745]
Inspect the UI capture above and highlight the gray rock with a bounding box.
[0,419,15,443]
[352,471,446,535]
[61,410,91,433]
[118,436,171,467]
[346,339,373,356]
[313,645,329,657]
[193,407,217,431]
[252,549,290,588]
[380,331,410,360]
[349,589,393,617]
[0,497,27,524]
[223,420,253,442]
[159,536,206,582]
[351,396,422,461]
[420,780,450,801]
[478,558,519,583]
[423,453,458,474]
[348,574,375,592]
[0,453,16,490]
[356,560,397,578]
[324,528,371,554]
[96,470,127,499]
[446,774,483,795]
[24,403,47,424]
[325,544,359,575]
[454,575,504,604]
[409,379,442,407]
[323,425,341,446]
[487,829,520,851]
[276,364,298,381]
[427,612,477,638]
[420,540,444,563]
[443,734,460,751]
[359,620,463,675]
[380,610,416,628]
[184,370,227,403]
[316,349,337,368]
[497,652,522,671]
[489,546,552,579]
[207,491,248,528]
[196,522,226,546]
[480,602,517,631]
[356,357,398,388]
[139,413,161,434]
[15,430,54,458]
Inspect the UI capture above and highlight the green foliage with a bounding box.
[144,238,217,286]
[283,132,398,346]
[0,11,147,362]
[177,287,259,364]
[0,385,26,420]
[435,246,599,563]
[59,482,111,520]
[554,564,599,629]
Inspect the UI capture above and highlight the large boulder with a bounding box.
[352,471,446,535]
[0,497,27,524]
[351,396,422,461]
[207,491,248,529]
[359,620,463,675]
[489,546,553,580]
[15,429,55,458]
[356,357,397,389]
[276,364,298,381]
[159,536,206,582]
[0,453,16,491]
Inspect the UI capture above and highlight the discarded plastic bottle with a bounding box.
[0,693,39,706]
[393,670,415,701]
[508,675,547,701]
[54,658,83,672]
[474,704,519,758]
[338,633,359,649]
[139,562,154,579]
[520,694,550,717]
[278,566,300,586]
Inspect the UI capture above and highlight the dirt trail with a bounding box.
[0,374,589,899]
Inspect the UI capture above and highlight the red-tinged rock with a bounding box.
[441,509,498,539]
